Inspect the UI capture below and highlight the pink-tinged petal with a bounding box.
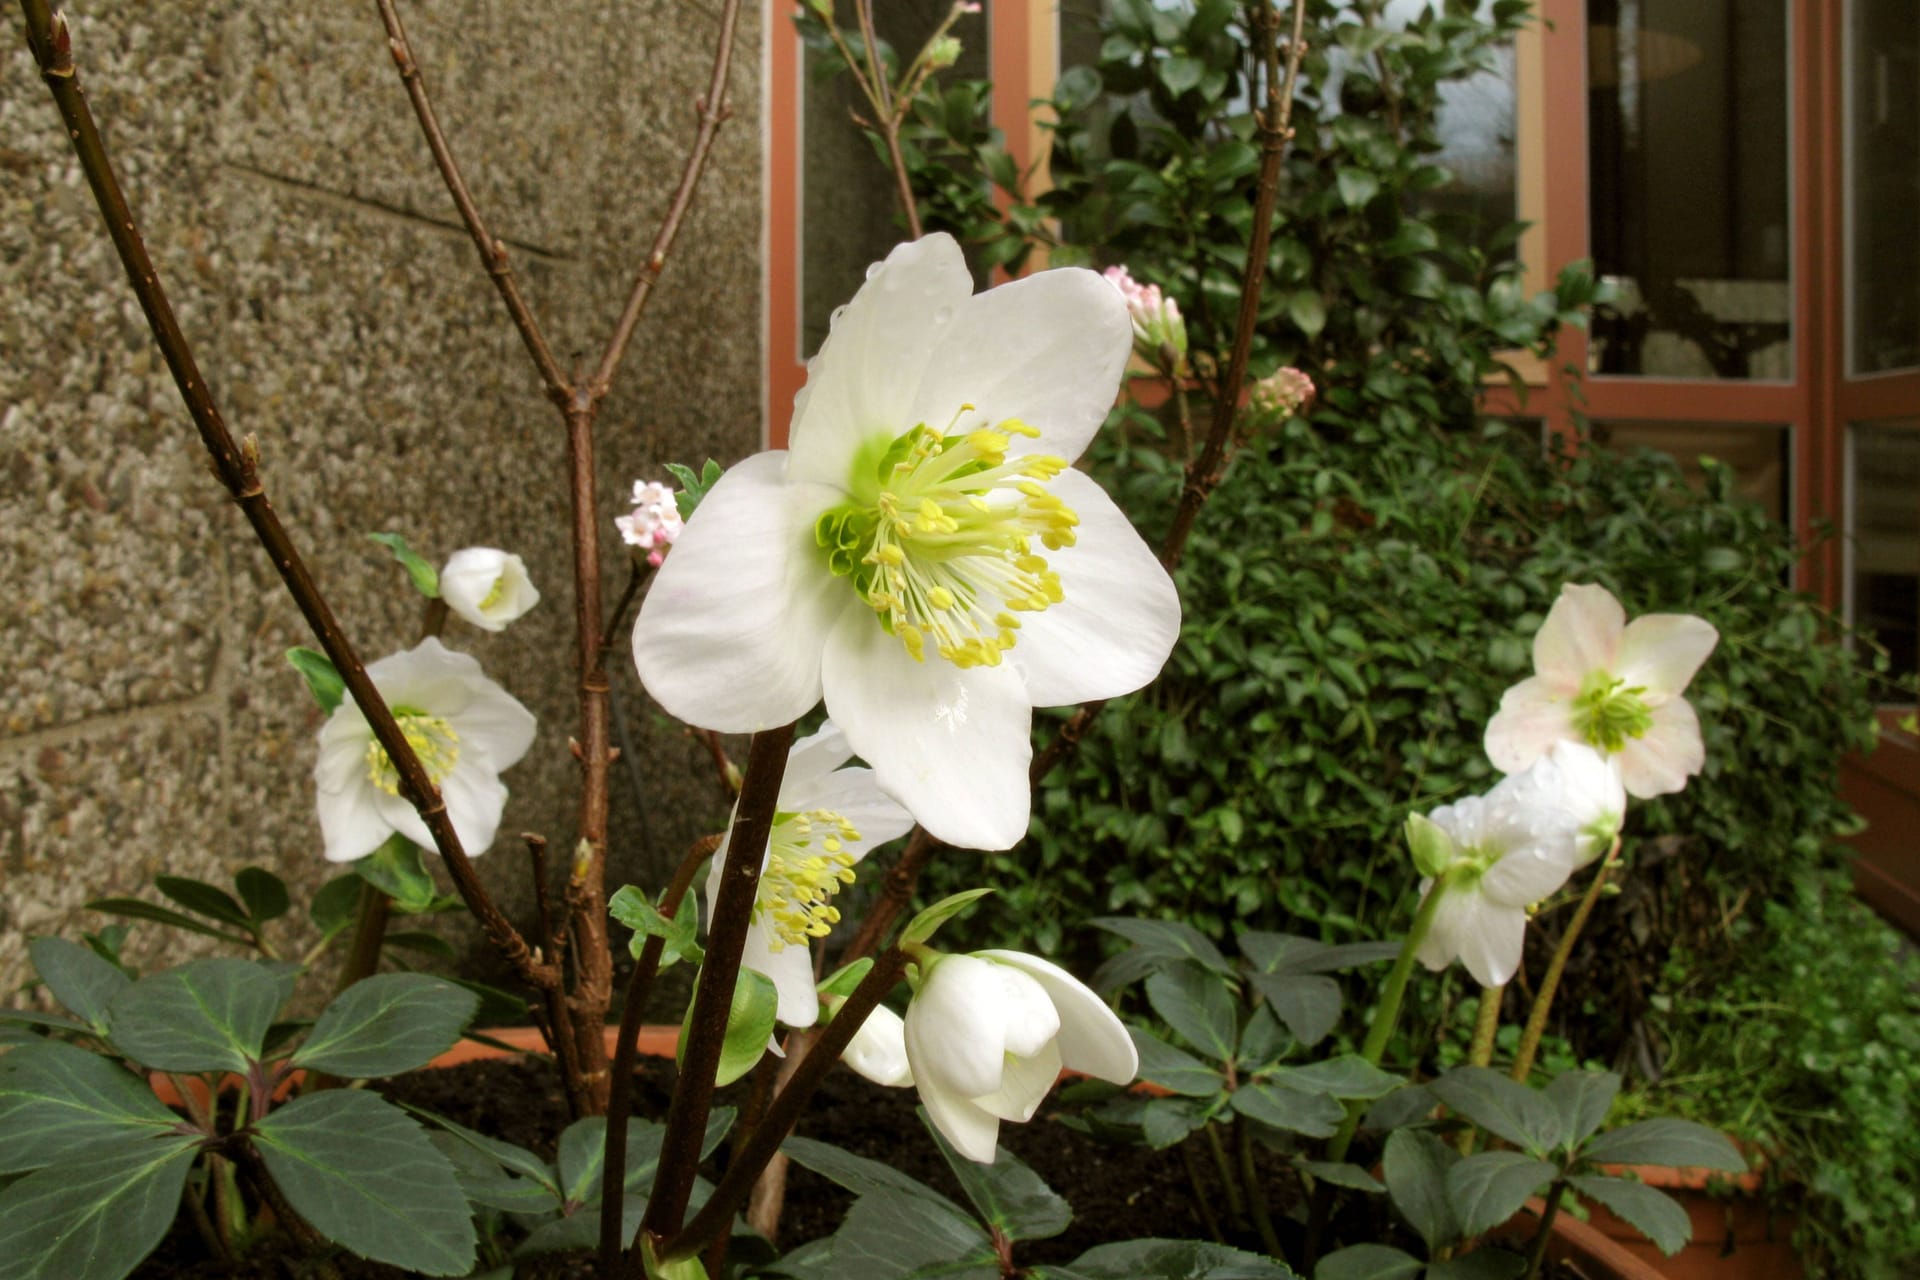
[781,721,855,793]
[971,1040,1063,1124]
[1616,614,1719,699]
[907,267,1132,465]
[981,950,1137,1084]
[1005,469,1181,707]
[821,607,1034,851]
[1531,584,1625,686]
[787,235,977,491]
[1615,698,1706,798]
[842,1006,914,1087]
[318,783,395,864]
[784,766,915,863]
[633,451,854,733]
[1484,676,1580,774]
[907,955,1009,1098]
[915,1071,1002,1163]
[437,764,511,857]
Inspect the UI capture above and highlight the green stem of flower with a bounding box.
[1511,836,1622,1084]
[637,723,796,1248]
[1457,982,1505,1154]
[1235,1117,1284,1258]
[1522,1181,1568,1280]
[1178,1137,1227,1243]
[1203,1122,1247,1221]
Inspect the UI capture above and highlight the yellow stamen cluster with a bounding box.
[477,574,508,611]
[758,809,862,951]
[851,412,1077,669]
[364,712,462,794]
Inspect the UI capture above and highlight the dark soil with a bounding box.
[134,1054,1573,1278]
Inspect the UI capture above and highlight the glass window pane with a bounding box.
[1587,1,1791,380]
[1590,421,1789,523]
[801,2,990,356]
[1849,1,1920,375]
[1850,424,1920,702]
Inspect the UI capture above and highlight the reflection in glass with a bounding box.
[1849,2,1920,375]
[1590,421,1789,523]
[1850,425,1920,702]
[1588,0,1791,379]
[801,2,990,356]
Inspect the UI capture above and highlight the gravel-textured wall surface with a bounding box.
[0,1,761,998]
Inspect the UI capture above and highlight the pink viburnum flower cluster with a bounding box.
[615,480,684,566]
[1251,366,1315,417]
[1102,265,1187,371]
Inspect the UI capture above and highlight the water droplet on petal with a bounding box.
[866,262,884,281]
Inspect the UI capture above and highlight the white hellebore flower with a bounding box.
[1547,739,1628,866]
[313,638,536,863]
[439,547,540,632]
[1485,583,1718,799]
[841,1004,914,1088]
[634,233,1181,850]
[903,950,1137,1163]
[703,722,914,1029]
[1412,750,1595,987]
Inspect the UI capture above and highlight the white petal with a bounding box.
[971,1040,1062,1124]
[915,1070,1002,1164]
[374,788,434,852]
[1479,842,1577,908]
[908,266,1132,466]
[1615,614,1719,699]
[450,676,538,772]
[980,950,1137,1084]
[1531,584,1624,686]
[1420,888,1525,987]
[782,766,915,863]
[907,954,1009,1098]
[440,548,538,631]
[438,763,511,857]
[318,781,397,864]
[1484,676,1579,775]
[1004,469,1182,707]
[993,965,1062,1059]
[315,709,373,795]
[1615,698,1706,798]
[820,607,1034,851]
[365,637,487,706]
[780,721,855,795]
[842,1005,914,1087]
[787,235,977,491]
[633,451,853,733]
[1544,742,1627,866]
[748,924,822,1029]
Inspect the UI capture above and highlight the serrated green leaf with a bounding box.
[0,1135,198,1280]
[1426,1251,1527,1280]
[1091,918,1233,978]
[353,836,437,913]
[366,532,441,598]
[609,884,701,968]
[821,1186,996,1280]
[253,1090,474,1274]
[1581,1118,1745,1171]
[235,868,290,924]
[1383,1128,1462,1253]
[1544,1070,1619,1149]
[27,937,128,1032]
[1299,1159,1384,1192]
[1446,1151,1558,1236]
[286,646,345,713]
[1569,1174,1692,1256]
[901,888,994,945]
[1230,1080,1346,1138]
[105,958,283,1073]
[309,874,365,939]
[1274,1054,1402,1100]
[781,1136,970,1219]
[1249,971,1340,1048]
[293,974,478,1078]
[1038,1238,1299,1279]
[1130,1027,1223,1097]
[0,1041,184,1174]
[1145,963,1238,1062]
[921,1108,1070,1241]
[1429,1067,1564,1155]
[1311,1244,1423,1280]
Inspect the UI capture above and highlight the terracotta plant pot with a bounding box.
[1585,1162,1802,1280]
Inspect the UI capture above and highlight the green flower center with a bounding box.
[1572,670,1654,754]
[815,412,1077,669]
[758,809,862,951]
[364,706,461,794]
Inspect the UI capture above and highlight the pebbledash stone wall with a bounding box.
[0,1,761,996]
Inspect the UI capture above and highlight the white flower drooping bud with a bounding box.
[439,548,540,632]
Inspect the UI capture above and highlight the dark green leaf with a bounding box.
[1299,1159,1384,1193]
[83,898,250,946]
[1336,166,1381,208]
[309,874,365,939]
[409,1106,560,1198]
[26,937,128,1031]
[1426,1251,1527,1280]
[105,958,283,1073]
[1091,918,1233,978]
[286,647,345,713]
[235,868,290,923]
[781,1136,970,1218]
[1287,291,1326,340]
[1231,1080,1346,1138]
[1249,971,1340,1048]
[1038,1238,1299,1279]
[901,889,994,945]
[293,974,478,1078]
[427,1132,560,1214]
[1146,963,1238,1062]
[382,930,457,961]
[1543,1070,1619,1149]
[1236,1004,1289,1068]
[922,1109,1071,1241]
[0,1135,198,1280]
[1569,1175,1692,1256]
[253,1090,474,1274]
[1309,1244,1422,1280]
[1275,1055,1402,1100]
[831,1188,997,1280]
[1131,1027,1223,1097]
[1445,1151,1558,1236]
[0,1009,86,1033]
[1383,1128,1461,1252]
[1580,1118,1745,1172]
[153,876,252,930]
[0,1041,183,1173]
[1428,1067,1564,1155]
[1158,55,1204,96]
[366,531,441,598]
[353,836,437,913]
